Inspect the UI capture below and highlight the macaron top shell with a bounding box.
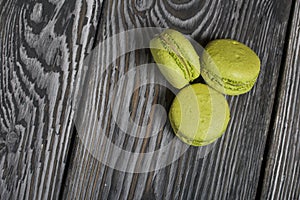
[169,83,230,146]
[204,39,260,82]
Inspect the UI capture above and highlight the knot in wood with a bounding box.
[135,0,153,11]
[30,3,43,24]
[6,130,20,153]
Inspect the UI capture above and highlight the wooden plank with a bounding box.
[0,0,102,199]
[261,1,300,199]
[62,0,293,199]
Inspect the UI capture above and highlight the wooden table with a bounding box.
[1,0,299,199]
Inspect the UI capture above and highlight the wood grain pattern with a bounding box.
[59,0,291,199]
[0,0,102,199]
[261,0,300,199]
[61,0,295,199]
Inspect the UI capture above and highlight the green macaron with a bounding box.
[169,83,230,146]
[150,29,201,89]
[202,39,261,95]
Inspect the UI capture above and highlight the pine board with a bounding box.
[61,0,294,199]
[0,0,102,199]
[261,1,300,199]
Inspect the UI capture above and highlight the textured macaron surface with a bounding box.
[169,83,230,146]
[202,39,260,95]
[150,29,200,89]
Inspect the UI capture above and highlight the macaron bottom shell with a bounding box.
[169,84,230,146]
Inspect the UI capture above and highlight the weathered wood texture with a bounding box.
[62,0,294,199]
[0,0,101,199]
[261,0,300,199]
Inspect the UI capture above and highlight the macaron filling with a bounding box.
[202,67,258,93]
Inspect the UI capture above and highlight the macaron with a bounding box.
[169,83,230,146]
[202,39,261,95]
[150,29,201,89]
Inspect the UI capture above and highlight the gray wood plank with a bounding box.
[0,0,102,199]
[261,0,300,199]
[62,0,293,199]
